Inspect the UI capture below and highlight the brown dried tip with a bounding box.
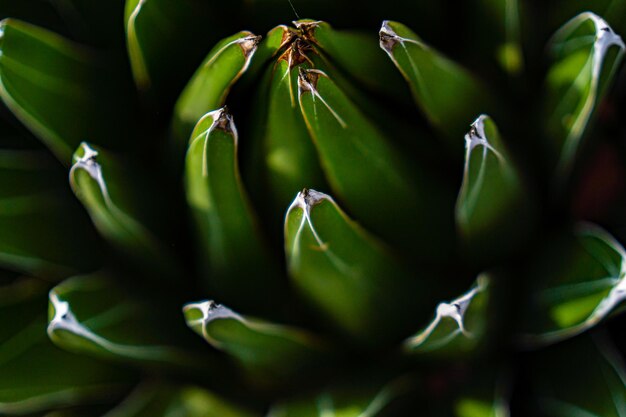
[278,37,316,69]
[293,20,321,42]
[298,68,324,94]
[214,106,235,133]
[239,35,262,58]
[379,21,400,53]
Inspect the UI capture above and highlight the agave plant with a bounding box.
[2,1,626,416]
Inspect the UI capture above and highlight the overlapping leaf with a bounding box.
[184,300,328,384]
[520,224,626,346]
[0,278,134,415]
[70,143,180,277]
[528,335,626,416]
[185,107,281,314]
[379,20,492,146]
[0,148,100,278]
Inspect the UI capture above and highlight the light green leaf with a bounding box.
[0,279,134,415]
[183,300,328,383]
[104,382,259,417]
[284,189,431,344]
[185,107,281,314]
[48,273,211,371]
[405,275,490,356]
[520,224,626,347]
[456,115,528,260]
[529,335,626,417]
[0,19,125,164]
[297,68,453,254]
[545,12,625,177]
[172,31,260,145]
[379,20,492,145]
[0,149,100,279]
[69,143,180,277]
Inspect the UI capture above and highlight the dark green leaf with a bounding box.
[172,31,260,145]
[0,149,100,278]
[528,335,626,417]
[70,143,180,277]
[456,115,529,261]
[0,19,126,164]
[103,382,259,417]
[48,273,212,371]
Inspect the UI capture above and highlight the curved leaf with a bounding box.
[0,148,100,278]
[185,107,281,314]
[0,19,126,164]
[48,273,211,371]
[0,279,134,415]
[379,20,492,145]
[172,31,260,144]
[545,12,625,176]
[183,300,328,383]
[69,143,180,277]
[284,189,431,344]
[456,115,529,261]
[520,224,626,347]
[103,382,259,417]
[297,68,453,254]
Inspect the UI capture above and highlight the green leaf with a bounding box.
[103,382,259,417]
[284,189,431,344]
[456,115,529,261]
[185,107,281,314]
[545,12,625,177]
[69,142,180,277]
[0,148,100,278]
[404,275,490,356]
[0,19,126,164]
[268,377,410,417]
[519,224,626,347]
[183,300,328,384]
[529,335,626,417]
[297,68,453,254]
[379,20,492,145]
[259,56,326,214]
[172,31,260,145]
[0,279,134,415]
[295,20,406,98]
[48,273,210,371]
